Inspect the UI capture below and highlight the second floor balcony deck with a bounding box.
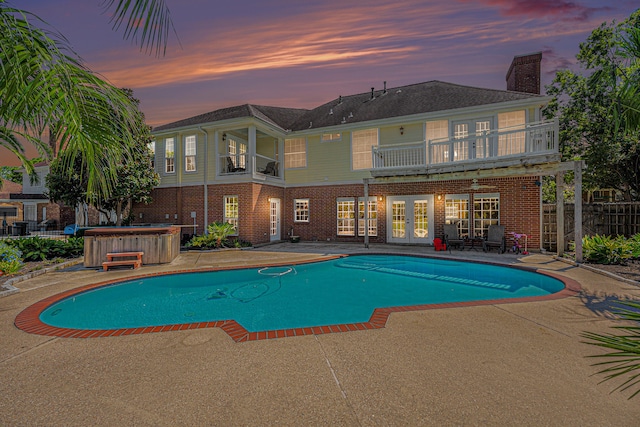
[371,119,559,177]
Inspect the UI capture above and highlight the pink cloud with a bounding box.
[461,0,611,22]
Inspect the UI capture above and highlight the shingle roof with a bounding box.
[152,80,544,133]
[153,104,308,132]
[288,81,543,131]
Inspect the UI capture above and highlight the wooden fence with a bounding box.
[542,202,640,251]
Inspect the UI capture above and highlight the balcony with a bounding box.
[371,119,559,177]
[218,154,281,179]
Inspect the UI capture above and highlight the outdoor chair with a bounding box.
[227,156,245,173]
[262,161,278,176]
[483,224,506,253]
[443,223,465,252]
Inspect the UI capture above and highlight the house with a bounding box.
[136,52,565,250]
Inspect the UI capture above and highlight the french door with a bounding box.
[387,195,434,244]
[269,198,281,242]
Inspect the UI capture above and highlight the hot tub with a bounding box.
[83,226,181,267]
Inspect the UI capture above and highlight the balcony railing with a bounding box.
[218,154,280,178]
[372,119,558,172]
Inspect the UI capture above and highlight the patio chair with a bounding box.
[262,161,278,176]
[227,156,245,173]
[483,224,506,253]
[443,224,465,252]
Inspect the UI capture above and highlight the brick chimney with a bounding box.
[506,52,542,94]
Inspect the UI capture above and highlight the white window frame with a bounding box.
[185,135,196,172]
[294,199,309,223]
[148,141,156,170]
[473,193,500,237]
[358,197,378,237]
[165,137,175,174]
[224,195,239,236]
[427,120,449,164]
[284,137,307,169]
[445,194,470,238]
[498,110,526,156]
[351,128,379,170]
[321,133,341,142]
[337,198,355,236]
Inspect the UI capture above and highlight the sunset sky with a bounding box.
[2,0,638,166]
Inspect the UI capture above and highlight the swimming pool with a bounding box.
[16,254,576,341]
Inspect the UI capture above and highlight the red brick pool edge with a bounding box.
[14,265,581,343]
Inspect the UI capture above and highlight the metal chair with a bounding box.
[483,224,506,253]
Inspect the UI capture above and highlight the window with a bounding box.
[228,137,247,169]
[148,141,156,169]
[322,133,341,142]
[352,128,378,170]
[475,120,490,159]
[358,197,378,236]
[165,138,175,173]
[337,199,355,236]
[185,135,196,172]
[453,123,469,161]
[285,138,307,169]
[294,199,309,222]
[498,110,525,156]
[426,120,449,163]
[473,194,499,237]
[224,196,239,235]
[445,194,469,238]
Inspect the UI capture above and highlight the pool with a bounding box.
[16,255,577,341]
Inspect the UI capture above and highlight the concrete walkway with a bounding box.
[1,243,639,426]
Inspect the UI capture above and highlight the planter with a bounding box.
[290,236,300,243]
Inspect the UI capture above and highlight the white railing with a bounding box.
[372,119,558,171]
[254,154,279,177]
[372,141,426,169]
[428,119,558,165]
[219,154,248,175]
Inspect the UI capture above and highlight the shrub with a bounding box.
[186,221,241,249]
[582,234,634,265]
[5,236,84,261]
[0,241,23,275]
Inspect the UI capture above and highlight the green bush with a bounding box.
[185,221,252,249]
[0,241,23,275]
[5,236,84,261]
[582,234,636,265]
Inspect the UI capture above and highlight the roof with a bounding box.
[289,81,544,131]
[0,179,23,199]
[153,104,309,132]
[152,80,545,133]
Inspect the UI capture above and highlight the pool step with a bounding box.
[336,261,511,291]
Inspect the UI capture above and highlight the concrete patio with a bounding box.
[1,242,639,426]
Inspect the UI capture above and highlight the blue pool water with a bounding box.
[40,255,564,332]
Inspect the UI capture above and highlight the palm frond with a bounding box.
[582,301,640,398]
[100,0,177,57]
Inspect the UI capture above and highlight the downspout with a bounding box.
[198,126,208,234]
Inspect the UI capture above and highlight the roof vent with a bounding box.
[383,81,387,94]
[309,121,313,129]
[329,108,333,115]
[348,112,353,118]
[341,117,346,124]
[338,95,342,104]
[370,87,375,100]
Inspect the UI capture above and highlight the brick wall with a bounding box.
[133,176,542,249]
[506,53,542,95]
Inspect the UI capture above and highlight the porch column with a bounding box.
[214,130,220,177]
[248,125,256,173]
[364,178,369,249]
[555,171,565,257]
[574,161,583,262]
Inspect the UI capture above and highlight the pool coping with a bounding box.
[14,254,582,342]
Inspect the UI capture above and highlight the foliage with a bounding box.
[0,1,173,199]
[46,90,160,226]
[186,221,240,249]
[0,166,21,184]
[543,11,640,201]
[582,300,640,399]
[582,234,639,265]
[5,236,84,262]
[0,240,22,274]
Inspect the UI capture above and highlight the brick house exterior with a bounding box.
[134,53,556,251]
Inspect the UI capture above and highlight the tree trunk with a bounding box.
[116,200,123,226]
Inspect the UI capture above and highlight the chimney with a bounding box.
[370,87,375,99]
[506,52,542,94]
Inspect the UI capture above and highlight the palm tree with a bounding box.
[0,0,173,197]
[582,301,640,399]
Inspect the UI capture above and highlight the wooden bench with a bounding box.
[102,251,144,271]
